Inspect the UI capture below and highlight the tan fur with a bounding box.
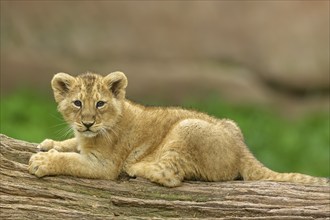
[29,72,329,187]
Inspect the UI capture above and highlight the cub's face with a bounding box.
[51,72,127,138]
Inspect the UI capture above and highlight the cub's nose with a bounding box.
[82,121,95,129]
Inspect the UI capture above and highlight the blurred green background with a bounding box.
[1,1,329,177]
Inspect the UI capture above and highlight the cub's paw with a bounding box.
[38,139,55,152]
[28,149,58,177]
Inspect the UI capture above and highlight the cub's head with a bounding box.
[51,71,127,138]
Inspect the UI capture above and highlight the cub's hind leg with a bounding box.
[127,149,186,187]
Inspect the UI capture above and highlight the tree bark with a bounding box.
[0,134,329,219]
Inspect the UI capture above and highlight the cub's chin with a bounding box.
[80,131,98,138]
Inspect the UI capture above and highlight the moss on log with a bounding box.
[0,134,329,219]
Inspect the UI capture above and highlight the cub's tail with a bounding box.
[239,147,329,186]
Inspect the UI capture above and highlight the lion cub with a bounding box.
[29,71,328,187]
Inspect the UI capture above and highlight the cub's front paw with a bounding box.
[28,149,58,177]
[38,139,55,152]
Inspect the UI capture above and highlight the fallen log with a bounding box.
[0,134,329,219]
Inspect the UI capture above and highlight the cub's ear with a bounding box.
[103,71,128,99]
[51,72,76,103]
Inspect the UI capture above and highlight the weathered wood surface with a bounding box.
[0,133,329,219]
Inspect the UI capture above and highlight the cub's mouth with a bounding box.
[74,126,98,137]
[73,122,99,138]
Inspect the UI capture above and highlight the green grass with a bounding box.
[1,90,329,177]
[0,89,69,143]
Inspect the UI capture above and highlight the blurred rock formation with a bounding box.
[1,1,329,116]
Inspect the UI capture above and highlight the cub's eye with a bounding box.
[73,100,82,107]
[96,101,106,108]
